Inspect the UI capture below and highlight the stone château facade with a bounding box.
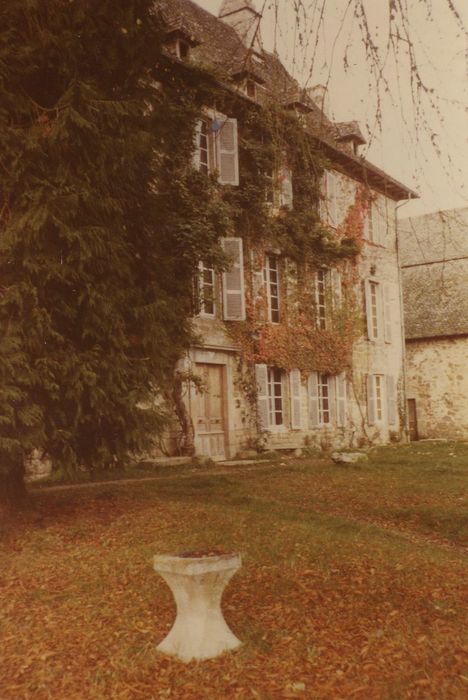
[157,0,417,459]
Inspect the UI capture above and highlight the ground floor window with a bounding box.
[318,373,331,424]
[374,374,384,421]
[267,366,283,426]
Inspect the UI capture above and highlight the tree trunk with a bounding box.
[0,462,27,511]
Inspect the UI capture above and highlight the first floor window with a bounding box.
[267,366,283,426]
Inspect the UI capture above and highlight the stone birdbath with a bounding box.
[153,550,242,662]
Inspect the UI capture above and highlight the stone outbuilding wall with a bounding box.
[399,208,468,440]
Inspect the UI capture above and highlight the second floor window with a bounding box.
[369,281,379,338]
[364,280,392,343]
[264,255,280,323]
[198,120,210,175]
[194,113,239,186]
[364,195,387,245]
[316,269,327,329]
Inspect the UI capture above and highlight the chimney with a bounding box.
[219,0,262,51]
[307,85,330,117]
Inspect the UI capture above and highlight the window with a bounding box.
[315,269,327,329]
[364,196,387,244]
[264,255,280,323]
[256,365,299,431]
[194,113,239,186]
[198,263,215,316]
[374,374,384,421]
[198,120,210,175]
[264,163,293,210]
[308,372,332,426]
[367,374,398,426]
[164,36,191,61]
[245,79,257,99]
[318,374,331,424]
[364,280,392,342]
[267,366,284,427]
[177,40,190,60]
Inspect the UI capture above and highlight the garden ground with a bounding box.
[1,441,467,699]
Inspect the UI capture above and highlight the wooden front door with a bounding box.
[407,399,419,441]
[194,364,226,460]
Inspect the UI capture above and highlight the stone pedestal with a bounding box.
[153,552,242,662]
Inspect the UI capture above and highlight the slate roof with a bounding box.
[399,208,468,339]
[156,0,417,201]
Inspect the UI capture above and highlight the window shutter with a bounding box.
[289,369,301,429]
[193,120,202,170]
[383,284,392,343]
[308,372,319,426]
[336,372,347,427]
[364,206,371,240]
[367,374,376,426]
[371,200,380,243]
[363,280,373,340]
[332,269,342,307]
[386,375,397,425]
[255,364,269,430]
[327,171,338,227]
[217,117,239,186]
[279,166,293,209]
[221,237,245,320]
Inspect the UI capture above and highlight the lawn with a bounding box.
[1,442,467,699]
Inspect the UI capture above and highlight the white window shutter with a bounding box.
[308,372,319,426]
[383,284,392,343]
[371,200,380,243]
[367,374,376,426]
[255,364,269,430]
[386,375,397,425]
[289,369,301,429]
[364,206,371,240]
[363,280,374,340]
[193,120,202,170]
[217,117,239,186]
[279,166,293,209]
[332,269,342,306]
[221,237,245,320]
[327,171,338,227]
[336,372,347,427]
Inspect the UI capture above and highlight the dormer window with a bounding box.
[246,79,256,99]
[177,39,190,60]
[163,29,199,62]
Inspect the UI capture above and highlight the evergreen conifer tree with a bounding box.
[0,0,228,507]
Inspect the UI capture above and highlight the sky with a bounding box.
[193,0,468,217]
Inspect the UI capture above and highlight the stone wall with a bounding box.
[406,336,468,439]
